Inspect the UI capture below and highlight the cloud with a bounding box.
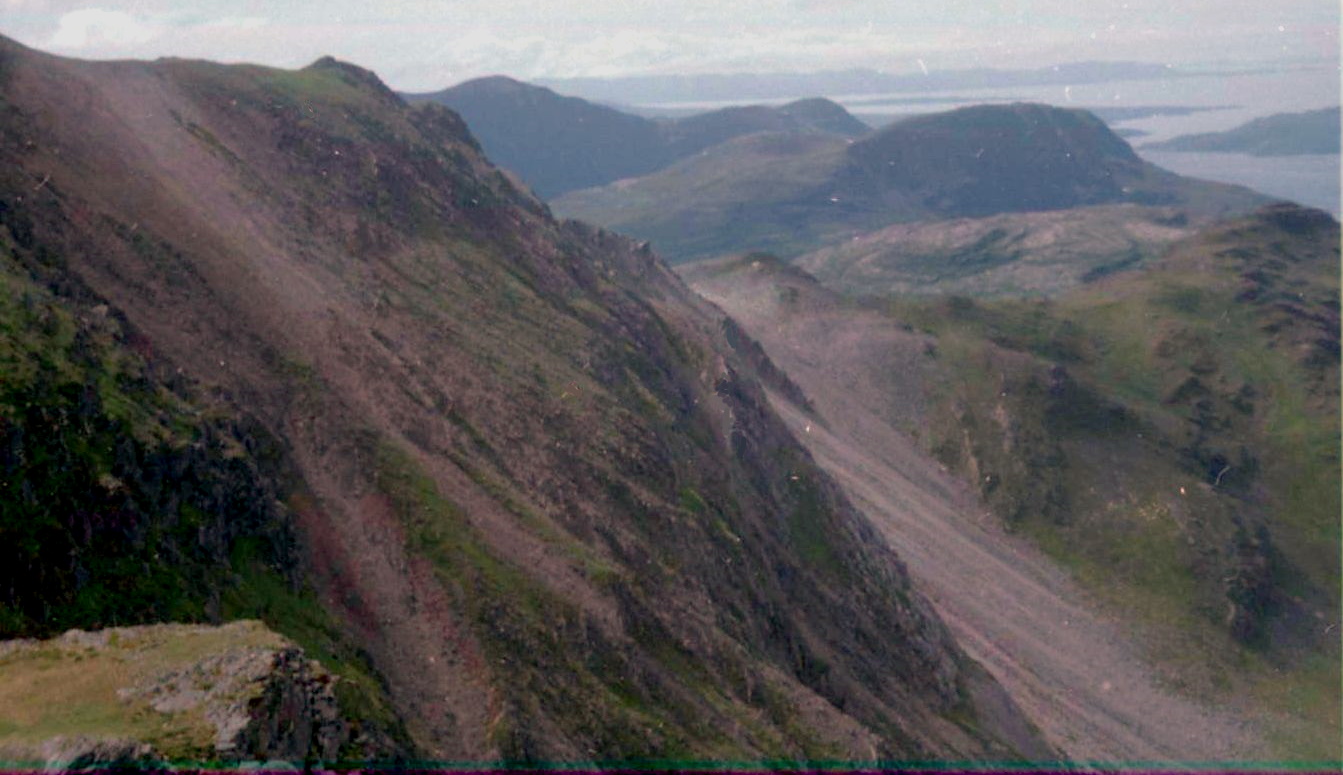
[200,16,268,32]
[42,8,269,56]
[379,23,1081,86]
[6,1,1334,90]
[48,8,164,50]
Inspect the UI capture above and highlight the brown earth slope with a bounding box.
[0,38,1048,762]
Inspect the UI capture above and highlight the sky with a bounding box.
[1,1,1338,91]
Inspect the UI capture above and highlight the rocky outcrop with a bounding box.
[116,635,346,760]
[0,621,348,769]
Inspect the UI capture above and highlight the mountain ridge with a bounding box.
[0,37,1046,763]
[403,75,867,197]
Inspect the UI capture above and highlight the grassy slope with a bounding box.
[874,206,1340,758]
[794,204,1198,298]
[553,131,857,260]
[0,622,284,761]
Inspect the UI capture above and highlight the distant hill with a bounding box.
[664,97,869,155]
[403,76,868,197]
[1144,107,1340,156]
[554,102,1268,262]
[402,76,667,198]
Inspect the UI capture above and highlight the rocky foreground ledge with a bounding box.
[0,621,347,770]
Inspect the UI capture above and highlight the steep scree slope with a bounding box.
[0,153,405,758]
[0,38,1046,763]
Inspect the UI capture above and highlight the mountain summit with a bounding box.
[840,103,1143,215]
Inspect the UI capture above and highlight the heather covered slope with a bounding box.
[554,103,1268,262]
[682,204,1341,760]
[404,75,867,198]
[0,37,1045,762]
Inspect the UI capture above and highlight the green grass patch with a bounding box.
[1250,650,1343,762]
[782,471,849,580]
[0,622,288,760]
[868,230,1339,752]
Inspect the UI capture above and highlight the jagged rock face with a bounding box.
[0,622,346,767]
[0,37,1046,761]
[118,638,346,760]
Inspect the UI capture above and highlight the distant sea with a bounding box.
[1141,151,1339,217]
[640,63,1342,219]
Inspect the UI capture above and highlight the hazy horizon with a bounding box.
[1,1,1337,92]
